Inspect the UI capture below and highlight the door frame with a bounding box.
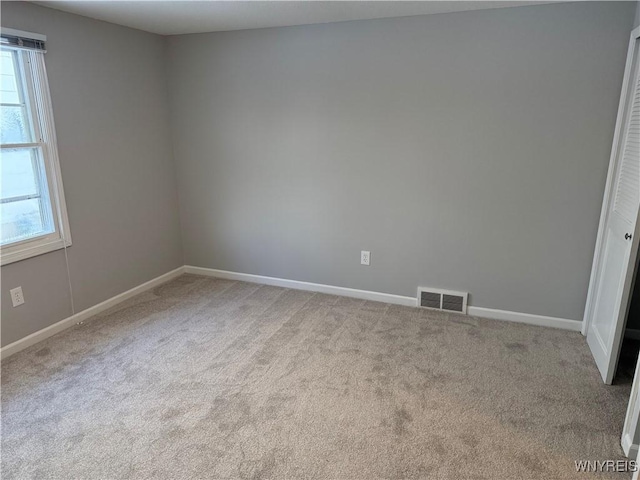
[582,26,640,339]
[623,354,640,458]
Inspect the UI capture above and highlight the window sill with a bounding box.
[0,237,72,266]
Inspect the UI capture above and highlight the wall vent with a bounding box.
[417,287,468,314]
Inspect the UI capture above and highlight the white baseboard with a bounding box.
[184,266,418,307]
[467,306,582,332]
[185,266,581,332]
[622,432,639,459]
[2,265,584,360]
[0,266,185,360]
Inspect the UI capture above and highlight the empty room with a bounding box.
[2,0,640,478]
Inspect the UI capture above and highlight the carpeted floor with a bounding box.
[1,274,634,479]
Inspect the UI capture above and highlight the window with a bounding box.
[0,30,71,265]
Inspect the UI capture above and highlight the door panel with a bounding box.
[587,226,632,382]
[585,32,640,385]
[591,230,627,349]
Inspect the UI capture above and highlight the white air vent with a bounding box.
[417,287,468,314]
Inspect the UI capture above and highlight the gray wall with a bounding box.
[167,2,635,321]
[635,0,640,28]
[1,2,183,346]
[1,2,636,347]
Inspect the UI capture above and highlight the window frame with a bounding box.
[0,42,71,266]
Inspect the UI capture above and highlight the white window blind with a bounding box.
[0,29,71,265]
[0,28,46,52]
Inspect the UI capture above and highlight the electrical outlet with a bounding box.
[361,250,371,266]
[10,286,24,307]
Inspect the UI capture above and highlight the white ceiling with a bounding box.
[31,1,557,36]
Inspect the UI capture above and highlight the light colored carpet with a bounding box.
[1,274,633,479]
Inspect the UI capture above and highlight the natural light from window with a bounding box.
[0,32,71,265]
[1,49,55,245]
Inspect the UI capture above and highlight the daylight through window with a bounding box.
[0,34,71,265]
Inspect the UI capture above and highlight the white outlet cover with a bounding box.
[10,286,24,307]
[361,250,371,266]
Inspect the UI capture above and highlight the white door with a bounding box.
[585,28,640,385]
